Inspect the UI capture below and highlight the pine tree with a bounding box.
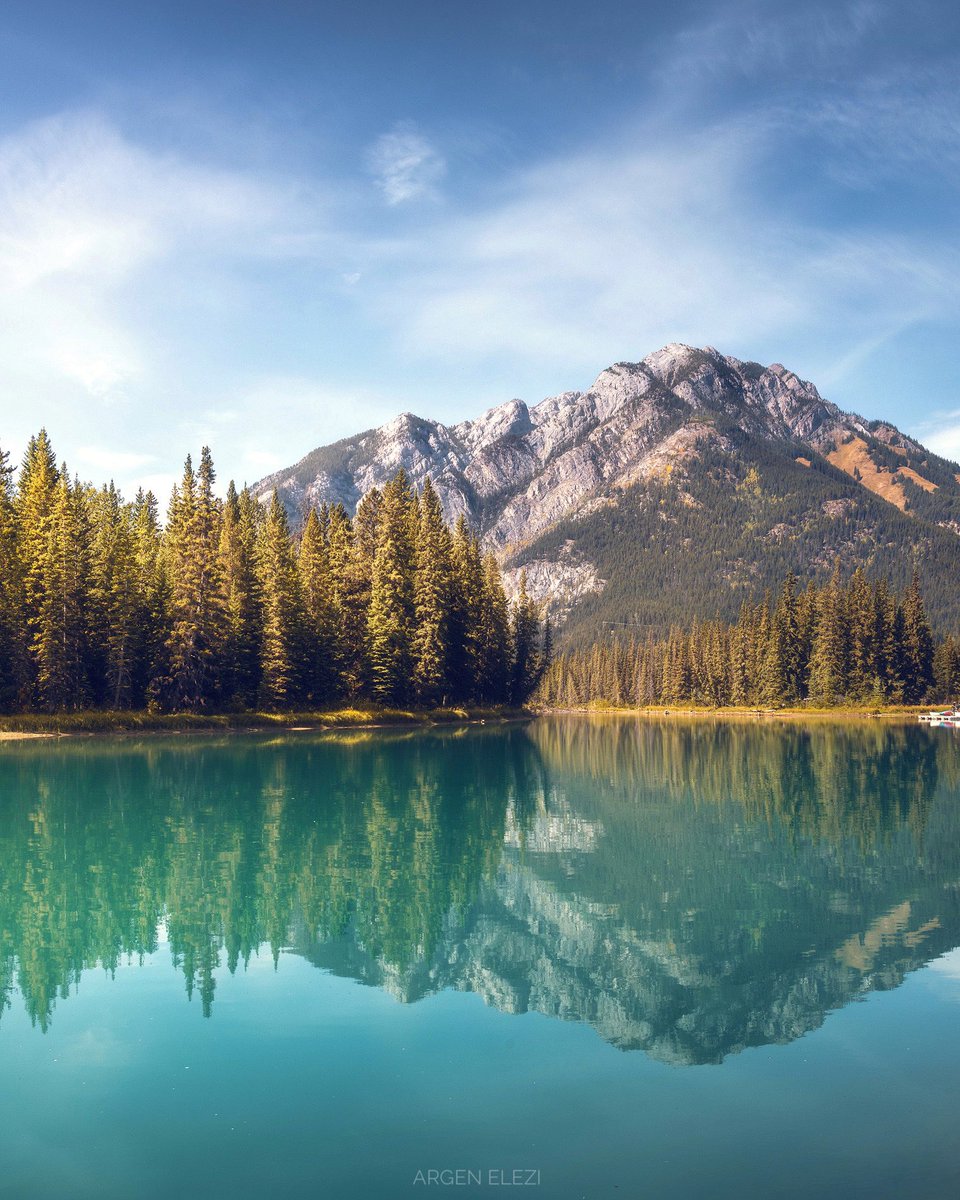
[87,484,140,708]
[448,517,486,702]
[34,472,91,710]
[901,566,935,703]
[219,483,262,707]
[160,450,225,710]
[256,494,304,709]
[807,567,849,705]
[411,479,453,705]
[477,553,511,704]
[131,489,168,709]
[298,506,338,705]
[846,567,875,701]
[934,635,960,702]
[509,572,543,705]
[327,504,366,697]
[14,430,60,706]
[0,444,18,709]
[366,473,416,703]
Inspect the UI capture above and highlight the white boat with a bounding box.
[919,707,960,725]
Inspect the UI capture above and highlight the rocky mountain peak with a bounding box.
[253,343,960,631]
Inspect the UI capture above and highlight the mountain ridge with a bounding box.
[254,344,960,636]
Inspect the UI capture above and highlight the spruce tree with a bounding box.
[477,553,511,704]
[327,504,367,697]
[366,473,416,703]
[34,472,91,710]
[14,430,60,706]
[219,483,262,707]
[298,506,338,705]
[449,517,486,702]
[509,571,543,705]
[806,567,849,705]
[256,494,304,709]
[411,479,453,705]
[0,445,18,709]
[901,566,935,703]
[160,451,225,710]
[131,489,168,709]
[87,484,140,708]
[846,567,875,701]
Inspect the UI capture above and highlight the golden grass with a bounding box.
[826,436,937,510]
[0,706,525,737]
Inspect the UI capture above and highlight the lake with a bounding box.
[1,717,959,1199]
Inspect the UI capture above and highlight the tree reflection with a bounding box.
[1,719,958,1062]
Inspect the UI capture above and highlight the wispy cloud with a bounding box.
[917,414,960,464]
[0,110,304,409]
[367,122,445,205]
[362,114,959,392]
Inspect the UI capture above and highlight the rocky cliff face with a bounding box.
[254,344,960,631]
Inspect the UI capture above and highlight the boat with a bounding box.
[919,707,960,726]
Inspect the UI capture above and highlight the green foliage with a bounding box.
[0,438,531,713]
[539,565,941,710]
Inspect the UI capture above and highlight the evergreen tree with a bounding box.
[298,506,338,705]
[131,489,168,709]
[14,430,60,705]
[219,483,262,707]
[327,504,366,697]
[159,450,225,710]
[366,473,416,703]
[448,517,486,702]
[846,567,875,701]
[901,566,935,703]
[0,445,18,709]
[807,566,849,705]
[256,494,304,709]
[509,572,543,704]
[34,472,91,710]
[87,484,140,708]
[411,479,453,705]
[477,553,512,704]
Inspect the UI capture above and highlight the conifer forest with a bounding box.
[0,433,549,714]
[538,568,954,709]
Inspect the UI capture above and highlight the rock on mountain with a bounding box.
[254,344,960,636]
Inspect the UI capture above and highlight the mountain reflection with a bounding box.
[1,718,958,1064]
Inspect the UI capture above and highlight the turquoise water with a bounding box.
[1,718,959,1199]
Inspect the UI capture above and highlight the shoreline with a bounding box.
[0,706,531,741]
[538,705,931,721]
[0,703,939,740]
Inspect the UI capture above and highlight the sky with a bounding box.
[1,0,959,500]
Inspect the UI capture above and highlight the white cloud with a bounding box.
[917,415,960,464]
[367,122,446,205]
[75,446,156,475]
[364,117,960,386]
[0,110,304,410]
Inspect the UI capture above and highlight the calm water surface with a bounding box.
[1,717,959,1199]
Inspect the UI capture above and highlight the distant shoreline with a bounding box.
[539,705,932,721]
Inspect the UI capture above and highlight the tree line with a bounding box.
[537,566,957,709]
[0,432,550,713]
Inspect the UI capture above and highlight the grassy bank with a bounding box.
[0,706,528,738]
[539,703,932,720]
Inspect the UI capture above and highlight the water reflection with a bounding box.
[1,718,958,1063]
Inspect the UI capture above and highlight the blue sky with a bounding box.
[1,0,959,498]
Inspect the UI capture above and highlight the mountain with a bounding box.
[254,344,960,638]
